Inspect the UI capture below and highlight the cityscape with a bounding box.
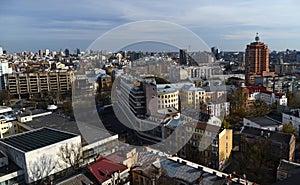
[1,1,300,185]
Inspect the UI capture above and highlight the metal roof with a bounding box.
[0,127,78,152]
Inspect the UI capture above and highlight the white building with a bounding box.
[206,102,230,117]
[0,127,81,184]
[243,117,283,131]
[260,91,288,106]
[282,109,300,135]
[157,84,179,110]
[0,62,12,76]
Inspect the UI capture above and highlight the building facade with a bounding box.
[245,33,275,85]
[0,127,82,184]
[282,109,300,136]
[6,71,73,97]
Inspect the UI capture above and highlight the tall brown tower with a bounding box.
[245,33,272,85]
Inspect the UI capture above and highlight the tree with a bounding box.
[229,88,247,116]
[249,100,270,117]
[57,143,83,172]
[28,154,57,184]
[222,119,231,129]
[282,123,296,135]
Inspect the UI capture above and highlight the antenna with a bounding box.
[255,33,260,42]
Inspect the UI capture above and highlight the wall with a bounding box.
[24,135,81,183]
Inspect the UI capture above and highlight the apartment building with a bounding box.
[6,71,73,97]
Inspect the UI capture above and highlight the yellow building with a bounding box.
[217,128,233,167]
[176,120,233,170]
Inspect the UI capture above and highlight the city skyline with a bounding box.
[1,0,300,53]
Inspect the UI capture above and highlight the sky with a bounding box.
[1,0,300,53]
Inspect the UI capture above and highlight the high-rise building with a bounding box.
[0,46,3,56]
[179,49,187,65]
[245,33,275,85]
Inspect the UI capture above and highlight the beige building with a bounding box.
[181,84,206,109]
[6,71,73,97]
[157,85,179,110]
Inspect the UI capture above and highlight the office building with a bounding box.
[179,49,188,65]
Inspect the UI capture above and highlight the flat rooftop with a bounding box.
[24,112,113,145]
[246,116,281,127]
[0,106,12,114]
[241,126,292,144]
[0,159,23,178]
[0,127,78,152]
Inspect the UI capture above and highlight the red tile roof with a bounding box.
[87,156,127,183]
[243,86,266,94]
[243,86,285,98]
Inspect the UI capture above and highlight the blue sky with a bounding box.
[1,0,300,53]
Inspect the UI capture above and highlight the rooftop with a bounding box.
[278,159,300,172]
[87,156,127,184]
[56,173,93,185]
[157,84,178,94]
[245,116,281,127]
[0,106,12,114]
[284,109,300,118]
[0,127,78,152]
[241,126,293,144]
[0,159,23,178]
[22,112,112,145]
[154,158,226,184]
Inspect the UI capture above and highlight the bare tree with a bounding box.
[28,154,57,184]
[57,143,83,171]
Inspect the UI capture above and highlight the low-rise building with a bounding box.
[0,151,24,185]
[87,156,129,185]
[240,126,295,161]
[282,109,300,135]
[242,86,288,106]
[0,127,82,184]
[243,116,282,131]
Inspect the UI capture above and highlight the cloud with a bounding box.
[1,0,300,51]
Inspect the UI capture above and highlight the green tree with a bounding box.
[222,119,230,129]
[282,123,296,134]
